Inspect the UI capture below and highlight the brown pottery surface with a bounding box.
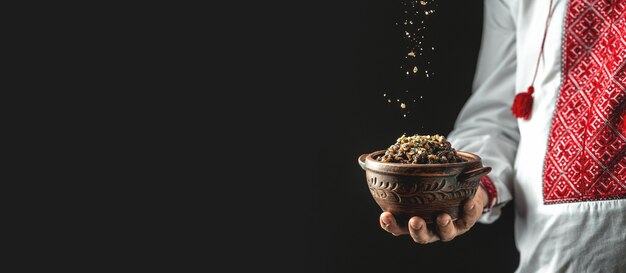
[358,150,491,225]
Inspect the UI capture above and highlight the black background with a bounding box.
[221,0,520,272]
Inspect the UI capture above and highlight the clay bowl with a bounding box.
[358,150,491,226]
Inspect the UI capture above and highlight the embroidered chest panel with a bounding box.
[543,0,626,204]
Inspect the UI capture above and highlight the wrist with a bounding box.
[476,185,489,209]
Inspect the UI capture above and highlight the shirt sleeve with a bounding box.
[446,0,519,224]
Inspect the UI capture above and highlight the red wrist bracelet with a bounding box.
[479,175,497,213]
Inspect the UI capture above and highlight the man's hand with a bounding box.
[379,185,488,244]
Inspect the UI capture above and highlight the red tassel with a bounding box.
[512,86,534,120]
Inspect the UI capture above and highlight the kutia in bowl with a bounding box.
[358,134,491,226]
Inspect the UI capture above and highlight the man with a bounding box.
[379,0,626,272]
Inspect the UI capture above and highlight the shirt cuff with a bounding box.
[479,175,498,213]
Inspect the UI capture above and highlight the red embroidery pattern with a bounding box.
[543,0,626,204]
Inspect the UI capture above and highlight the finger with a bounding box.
[380,212,408,236]
[436,214,457,242]
[455,199,482,231]
[408,217,440,244]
